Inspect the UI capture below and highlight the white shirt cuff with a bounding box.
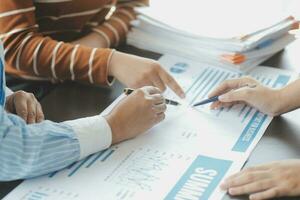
[63,115,112,160]
[5,87,13,97]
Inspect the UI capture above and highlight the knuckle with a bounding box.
[157,113,166,122]
[150,61,160,70]
[162,104,167,111]
[37,113,44,120]
[15,90,25,97]
[154,86,162,93]
[246,173,255,181]
[144,98,154,106]
[135,89,145,96]
[263,179,272,188]
[244,76,253,81]
[29,93,35,99]
[228,180,236,186]
[257,181,265,189]
[20,109,27,116]
[28,111,36,117]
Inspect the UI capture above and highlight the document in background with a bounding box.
[128,0,299,70]
[4,55,298,200]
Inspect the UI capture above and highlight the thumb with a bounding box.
[218,88,252,103]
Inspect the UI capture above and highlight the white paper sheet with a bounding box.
[158,55,298,155]
[4,55,298,200]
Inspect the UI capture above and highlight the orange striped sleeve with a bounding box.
[91,0,149,48]
[0,0,113,85]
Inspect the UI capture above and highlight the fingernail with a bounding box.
[214,105,220,110]
[180,93,186,99]
[218,94,227,101]
[219,183,227,190]
[228,188,235,195]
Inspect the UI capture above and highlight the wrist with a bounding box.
[272,89,285,115]
[273,87,292,115]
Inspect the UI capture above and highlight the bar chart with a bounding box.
[49,146,117,178]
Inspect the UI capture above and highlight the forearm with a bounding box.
[277,78,300,114]
[70,32,109,49]
[1,1,113,85]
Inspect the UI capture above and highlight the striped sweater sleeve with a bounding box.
[0,1,113,85]
[90,0,149,47]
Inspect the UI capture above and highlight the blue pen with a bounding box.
[193,83,257,107]
[193,96,219,107]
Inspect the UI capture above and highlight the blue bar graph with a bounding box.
[185,68,208,94]
[48,171,58,178]
[242,107,253,123]
[190,69,214,96]
[190,69,216,104]
[201,71,227,99]
[67,161,77,169]
[48,160,78,178]
[86,149,108,168]
[238,105,247,117]
[101,150,115,162]
[68,154,93,177]
[196,70,219,98]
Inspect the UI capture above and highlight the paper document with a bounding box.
[4,55,298,200]
[160,55,298,155]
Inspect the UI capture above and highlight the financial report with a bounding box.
[4,55,298,200]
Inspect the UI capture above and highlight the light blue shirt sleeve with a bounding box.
[0,106,81,181]
[0,106,113,182]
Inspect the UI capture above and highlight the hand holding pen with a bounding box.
[205,76,285,116]
[193,81,257,107]
[124,88,181,106]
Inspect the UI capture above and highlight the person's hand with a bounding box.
[104,86,167,144]
[108,51,185,98]
[5,91,44,124]
[208,76,283,116]
[220,160,300,200]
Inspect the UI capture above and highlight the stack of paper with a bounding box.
[127,0,299,71]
